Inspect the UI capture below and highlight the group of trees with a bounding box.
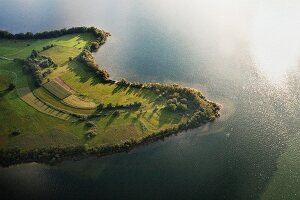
[7,83,16,91]
[85,139,138,155]
[42,44,54,51]
[115,79,144,88]
[164,92,188,112]
[0,26,112,83]
[85,130,97,139]
[80,49,110,81]
[0,138,140,166]
[88,28,110,52]
[97,101,142,111]
[0,26,109,41]
[21,50,55,86]
[10,131,20,136]
[0,146,86,166]
[165,97,188,112]
[22,59,44,86]
[113,81,206,114]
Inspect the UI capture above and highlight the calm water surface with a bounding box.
[1,0,300,199]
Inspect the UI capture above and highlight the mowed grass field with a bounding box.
[0,32,189,152]
[0,33,93,59]
[39,45,81,66]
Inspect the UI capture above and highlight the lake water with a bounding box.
[1,0,300,199]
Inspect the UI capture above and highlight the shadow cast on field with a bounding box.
[112,84,128,94]
[0,90,10,97]
[158,109,182,128]
[66,60,102,86]
[105,114,118,127]
[110,84,159,104]
[54,34,91,43]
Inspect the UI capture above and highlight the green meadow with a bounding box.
[0,31,207,153]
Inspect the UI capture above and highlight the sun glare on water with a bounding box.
[252,0,300,84]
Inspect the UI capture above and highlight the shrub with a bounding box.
[107,103,113,109]
[96,69,110,81]
[11,131,21,136]
[31,50,38,58]
[177,103,188,111]
[85,130,97,139]
[42,44,54,51]
[166,103,177,111]
[7,83,15,91]
[180,98,188,104]
[119,79,130,86]
[90,42,100,51]
[97,103,104,111]
[33,70,43,86]
[85,121,96,128]
[43,68,53,77]
[167,98,177,104]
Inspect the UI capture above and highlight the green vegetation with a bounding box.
[0,72,14,91]
[0,27,220,166]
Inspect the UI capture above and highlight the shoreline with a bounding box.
[0,27,220,167]
[0,118,218,167]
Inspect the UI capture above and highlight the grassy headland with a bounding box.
[0,27,220,166]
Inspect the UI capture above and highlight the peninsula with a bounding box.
[0,27,220,166]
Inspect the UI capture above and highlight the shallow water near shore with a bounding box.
[1,0,300,199]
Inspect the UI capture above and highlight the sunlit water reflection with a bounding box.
[1,0,300,199]
[252,0,300,84]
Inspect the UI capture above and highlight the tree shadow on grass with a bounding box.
[112,84,128,94]
[66,59,102,86]
[0,89,12,97]
[125,86,160,102]
[158,109,182,128]
[0,92,7,97]
[123,111,131,119]
[147,108,158,120]
[105,114,118,127]
[55,34,93,44]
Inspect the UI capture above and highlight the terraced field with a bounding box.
[43,79,72,99]
[63,94,96,109]
[17,87,71,120]
[33,87,96,116]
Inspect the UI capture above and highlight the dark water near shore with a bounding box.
[1,0,300,199]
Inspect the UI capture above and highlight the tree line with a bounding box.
[79,49,110,81]
[0,26,108,41]
[97,101,142,111]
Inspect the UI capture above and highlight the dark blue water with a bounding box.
[1,0,300,199]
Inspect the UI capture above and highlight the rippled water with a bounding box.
[1,0,300,199]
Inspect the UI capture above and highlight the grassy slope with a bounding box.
[0,34,93,150]
[0,73,12,91]
[0,60,85,150]
[0,32,188,151]
[0,33,93,59]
